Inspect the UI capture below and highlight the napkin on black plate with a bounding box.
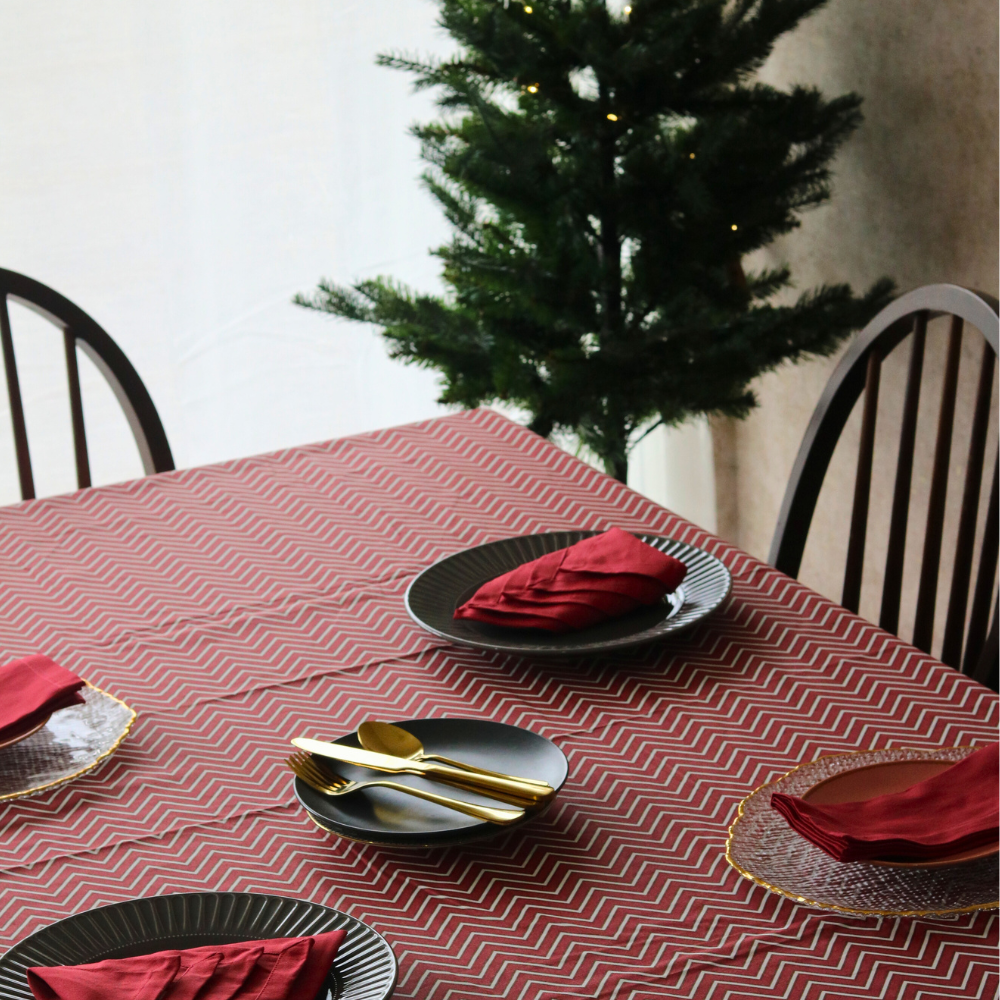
[27,930,346,1000]
[453,528,687,633]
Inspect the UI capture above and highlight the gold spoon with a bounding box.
[358,720,554,794]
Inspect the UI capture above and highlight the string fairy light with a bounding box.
[689,153,696,159]
[527,84,539,93]
[524,4,533,11]
[731,224,738,230]
[607,113,618,121]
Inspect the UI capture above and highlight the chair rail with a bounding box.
[769,285,999,578]
[0,268,174,494]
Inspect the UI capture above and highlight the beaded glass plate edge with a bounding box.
[725,746,999,916]
[405,531,732,655]
[0,682,136,803]
[0,892,397,1000]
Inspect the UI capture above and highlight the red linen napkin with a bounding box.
[0,655,86,741]
[770,743,1000,862]
[453,528,687,633]
[27,930,346,1000]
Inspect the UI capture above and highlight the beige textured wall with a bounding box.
[714,0,999,653]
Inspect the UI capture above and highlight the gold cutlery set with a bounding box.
[287,721,554,826]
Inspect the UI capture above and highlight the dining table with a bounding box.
[0,406,995,999]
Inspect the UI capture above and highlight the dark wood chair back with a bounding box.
[0,268,174,500]
[769,284,999,690]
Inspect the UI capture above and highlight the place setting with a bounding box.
[0,891,396,1000]
[726,742,999,916]
[405,526,732,656]
[288,718,568,847]
[0,654,135,803]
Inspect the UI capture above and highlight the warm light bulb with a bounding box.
[527,84,539,93]
[689,153,696,159]
[607,113,618,121]
[731,224,738,231]
[624,4,632,12]
[524,4,533,11]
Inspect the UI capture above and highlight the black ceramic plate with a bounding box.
[405,530,732,655]
[0,892,396,1000]
[294,718,568,847]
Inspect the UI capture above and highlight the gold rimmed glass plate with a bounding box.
[0,715,50,751]
[0,682,135,802]
[725,746,998,916]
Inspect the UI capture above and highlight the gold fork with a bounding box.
[285,752,526,826]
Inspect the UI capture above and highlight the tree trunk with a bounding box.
[597,83,626,486]
[597,83,622,343]
[727,256,748,292]
[608,455,628,483]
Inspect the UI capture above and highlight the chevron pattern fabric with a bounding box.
[0,408,995,999]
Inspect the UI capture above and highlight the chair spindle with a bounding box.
[842,350,881,613]
[963,456,999,676]
[62,330,91,489]
[971,598,999,690]
[879,312,928,634]
[941,341,996,667]
[912,316,963,653]
[0,295,35,501]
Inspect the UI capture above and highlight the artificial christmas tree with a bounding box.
[297,0,893,481]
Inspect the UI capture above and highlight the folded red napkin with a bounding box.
[0,655,86,742]
[27,930,346,1000]
[770,743,1000,862]
[453,528,687,632]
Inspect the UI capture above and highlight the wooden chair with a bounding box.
[0,268,174,500]
[769,284,999,690]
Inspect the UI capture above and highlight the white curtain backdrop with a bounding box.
[0,0,716,529]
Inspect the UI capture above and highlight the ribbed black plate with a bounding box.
[295,718,568,847]
[0,892,396,1000]
[405,531,731,655]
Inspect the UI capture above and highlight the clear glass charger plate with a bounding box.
[725,746,999,916]
[0,682,135,802]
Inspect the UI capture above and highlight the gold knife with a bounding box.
[291,738,555,804]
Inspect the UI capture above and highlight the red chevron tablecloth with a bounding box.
[0,408,996,999]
